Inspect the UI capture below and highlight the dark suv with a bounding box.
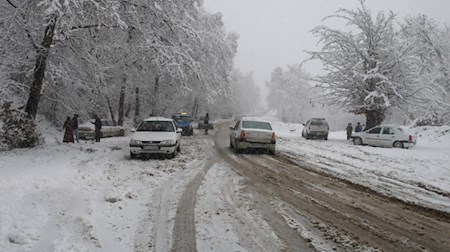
[172,113,194,136]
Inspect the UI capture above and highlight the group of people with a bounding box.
[346,122,363,140]
[63,114,102,143]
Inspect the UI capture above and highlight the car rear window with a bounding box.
[242,121,272,130]
[137,121,175,132]
[311,120,327,126]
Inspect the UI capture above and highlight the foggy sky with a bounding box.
[203,0,450,95]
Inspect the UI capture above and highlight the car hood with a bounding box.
[131,131,177,141]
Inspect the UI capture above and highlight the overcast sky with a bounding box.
[203,0,450,93]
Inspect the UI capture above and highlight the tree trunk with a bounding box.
[25,15,57,119]
[134,87,140,117]
[125,103,132,118]
[365,110,385,130]
[151,75,160,116]
[105,94,117,125]
[117,86,125,126]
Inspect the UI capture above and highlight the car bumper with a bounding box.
[181,127,193,135]
[402,141,416,148]
[309,131,328,136]
[79,132,95,139]
[237,141,275,151]
[130,145,176,155]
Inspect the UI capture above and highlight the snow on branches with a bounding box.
[307,1,449,128]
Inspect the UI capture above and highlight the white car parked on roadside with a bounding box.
[351,125,417,148]
[129,117,182,159]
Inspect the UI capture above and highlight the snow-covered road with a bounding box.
[1,121,449,251]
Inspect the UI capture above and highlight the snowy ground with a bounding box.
[266,117,450,213]
[1,117,449,251]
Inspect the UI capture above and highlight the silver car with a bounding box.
[229,117,276,155]
[351,125,417,148]
[79,119,125,139]
[302,118,329,140]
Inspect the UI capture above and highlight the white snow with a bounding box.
[1,117,449,251]
[268,119,450,213]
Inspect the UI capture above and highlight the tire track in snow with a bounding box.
[171,138,217,252]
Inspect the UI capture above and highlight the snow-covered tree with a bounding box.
[266,65,312,123]
[1,0,238,134]
[400,15,450,125]
[307,1,444,129]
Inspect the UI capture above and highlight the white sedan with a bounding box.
[229,117,276,155]
[129,117,182,159]
[351,125,417,148]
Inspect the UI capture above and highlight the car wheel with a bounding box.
[177,144,181,152]
[306,134,310,140]
[130,152,137,160]
[268,149,275,155]
[353,137,363,145]
[230,139,234,149]
[324,135,328,140]
[393,141,404,148]
[119,129,125,136]
[170,149,178,159]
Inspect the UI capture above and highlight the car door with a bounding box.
[379,127,396,147]
[364,126,382,146]
[230,121,240,145]
[303,120,310,136]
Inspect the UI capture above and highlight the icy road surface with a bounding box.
[0,121,449,251]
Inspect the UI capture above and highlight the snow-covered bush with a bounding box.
[415,111,445,127]
[0,102,43,150]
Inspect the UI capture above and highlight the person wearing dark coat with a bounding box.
[72,114,79,143]
[63,116,74,143]
[204,113,210,135]
[346,123,353,140]
[93,115,102,142]
[355,122,363,133]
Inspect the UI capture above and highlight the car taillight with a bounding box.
[271,132,276,143]
[409,135,413,142]
[240,130,246,141]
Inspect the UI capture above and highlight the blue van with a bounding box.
[172,113,194,136]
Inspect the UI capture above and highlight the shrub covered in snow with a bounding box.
[0,102,44,150]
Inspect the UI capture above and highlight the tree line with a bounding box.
[0,0,260,149]
[267,1,450,129]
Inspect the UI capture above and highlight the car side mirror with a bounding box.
[131,128,136,132]
[302,123,306,126]
[229,126,234,130]
[176,128,183,133]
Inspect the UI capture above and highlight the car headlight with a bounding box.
[130,139,142,145]
[160,140,176,146]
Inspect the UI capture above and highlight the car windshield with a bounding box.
[242,121,272,130]
[102,120,114,126]
[173,115,191,122]
[311,119,327,126]
[137,121,175,132]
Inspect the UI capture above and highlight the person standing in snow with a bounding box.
[63,116,74,143]
[72,114,79,143]
[346,123,353,140]
[204,113,209,135]
[93,115,102,142]
[355,122,363,133]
